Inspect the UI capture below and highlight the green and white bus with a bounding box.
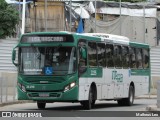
[12,32,150,110]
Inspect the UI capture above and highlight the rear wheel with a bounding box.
[37,102,46,109]
[117,85,134,106]
[117,99,124,106]
[125,85,134,106]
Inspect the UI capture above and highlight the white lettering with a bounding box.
[24,69,42,72]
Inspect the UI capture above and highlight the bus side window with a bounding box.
[142,48,149,68]
[88,42,97,67]
[97,43,106,67]
[78,40,87,74]
[136,48,143,69]
[122,46,129,68]
[79,47,87,67]
[129,47,136,69]
[106,44,114,67]
[114,45,122,68]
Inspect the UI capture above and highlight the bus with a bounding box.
[12,32,150,110]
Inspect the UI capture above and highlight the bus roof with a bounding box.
[20,32,149,48]
[82,33,129,45]
[82,33,129,41]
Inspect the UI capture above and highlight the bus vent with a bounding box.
[25,79,65,84]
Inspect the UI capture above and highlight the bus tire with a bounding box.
[117,99,124,106]
[82,87,95,110]
[125,85,134,106]
[117,85,134,106]
[37,102,46,109]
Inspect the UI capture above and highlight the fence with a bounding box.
[0,72,17,104]
[0,38,18,104]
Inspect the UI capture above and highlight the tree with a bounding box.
[0,0,19,39]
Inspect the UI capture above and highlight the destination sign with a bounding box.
[21,35,74,43]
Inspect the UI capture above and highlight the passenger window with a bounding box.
[136,48,143,68]
[97,43,106,67]
[130,47,136,69]
[114,45,122,68]
[122,46,129,68]
[106,44,114,67]
[88,42,97,67]
[142,49,149,68]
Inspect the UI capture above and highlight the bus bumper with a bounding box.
[17,86,79,102]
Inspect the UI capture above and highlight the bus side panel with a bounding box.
[78,78,89,101]
[130,69,150,97]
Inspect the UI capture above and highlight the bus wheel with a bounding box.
[37,102,46,109]
[117,85,134,106]
[125,85,134,106]
[82,87,95,110]
[117,99,124,106]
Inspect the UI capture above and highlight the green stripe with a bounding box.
[131,69,150,76]
[130,42,149,49]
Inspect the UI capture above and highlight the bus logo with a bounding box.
[91,70,97,76]
[112,70,123,82]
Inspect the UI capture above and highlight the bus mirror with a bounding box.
[80,47,87,59]
[12,49,18,66]
[12,50,16,61]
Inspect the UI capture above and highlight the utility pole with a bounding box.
[95,0,97,33]
[143,2,146,43]
[44,0,48,32]
[70,0,72,32]
[119,0,122,35]
[22,0,26,34]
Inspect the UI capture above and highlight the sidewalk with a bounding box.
[135,94,157,99]
[136,94,160,111]
[0,95,33,107]
[146,104,160,111]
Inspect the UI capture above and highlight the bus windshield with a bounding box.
[20,47,76,75]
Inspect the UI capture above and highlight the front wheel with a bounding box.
[81,87,95,110]
[37,102,46,109]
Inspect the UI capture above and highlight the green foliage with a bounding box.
[104,0,146,2]
[0,0,19,39]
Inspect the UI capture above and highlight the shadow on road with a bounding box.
[24,102,142,111]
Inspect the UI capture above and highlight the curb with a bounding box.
[146,105,160,111]
[135,95,157,99]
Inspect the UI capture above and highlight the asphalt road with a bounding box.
[0,98,159,120]
[0,98,157,111]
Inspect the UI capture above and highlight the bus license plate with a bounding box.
[39,93,49,97]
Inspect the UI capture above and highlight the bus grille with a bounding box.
[25,78,65,84]
[28,93,61,98]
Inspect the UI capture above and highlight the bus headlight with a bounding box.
[17,82,26,92]
[64,82,76,92]
[70,82,76,88]
[21,85,26,92]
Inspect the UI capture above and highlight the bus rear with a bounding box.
[12,32,79,109]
